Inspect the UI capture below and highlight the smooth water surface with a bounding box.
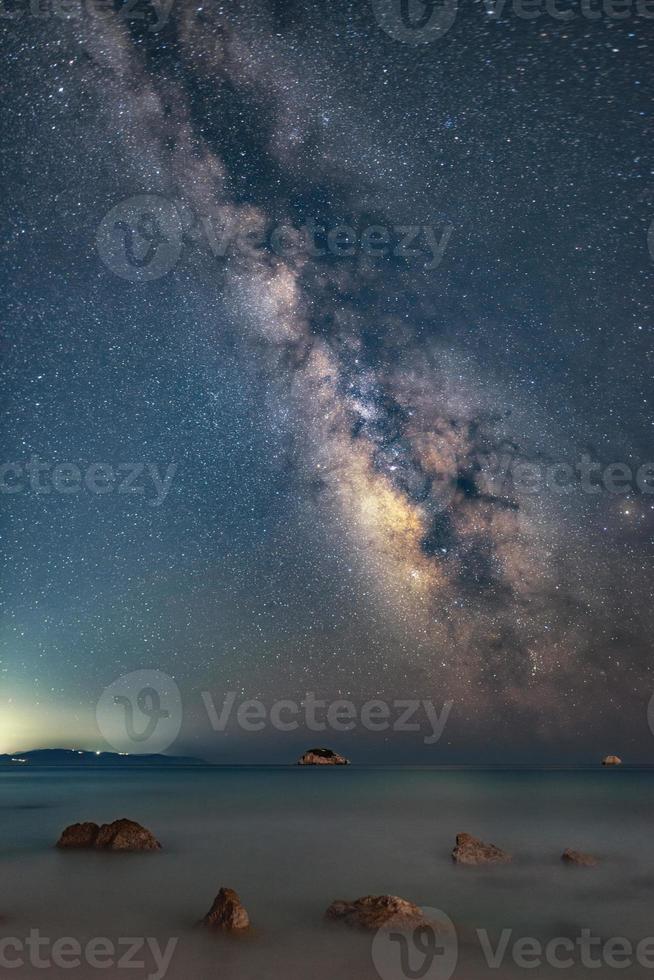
[1,767,653,979]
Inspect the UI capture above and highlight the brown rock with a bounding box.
[297,748,349,766]
[95,818,161,851]
[602,755,622,766]
[562,848,598,867]
[201,888,250,931]
[452,832,511,865]
[56,819,160,851]
[56,822,100,849]
[326,895,429,931]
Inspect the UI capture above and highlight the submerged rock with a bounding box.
[452,832,511,865]
[562,848,598,867]
[56,818,160,851]
[200,888,250,932]
[602,755,622,766]
[297,748,349,766]
[326,895,429,931]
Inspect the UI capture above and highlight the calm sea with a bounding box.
[1,767,654,979]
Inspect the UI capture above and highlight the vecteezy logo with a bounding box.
[96,670,182,754]
[96,195,183,282]
[372,907,458,980]
[370,0,457,43]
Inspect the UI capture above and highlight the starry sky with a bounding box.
[1,0,653,762]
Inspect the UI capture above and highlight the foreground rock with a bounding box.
[200,888,250,932]
[452,832,511,865]
[297,748,349,766]
[562,848,598,867]
[56,818,161,851]
[326,895,430,931]
[602,755,622,766]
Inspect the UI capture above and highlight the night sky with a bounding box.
[1,0,653,762]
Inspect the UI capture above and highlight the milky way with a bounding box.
[1,0,653,760]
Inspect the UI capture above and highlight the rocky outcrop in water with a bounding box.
[451,832,511,865]
[56,822,101,849]
[297,748,349,765]
[326,895,429,930]
[602,755,622,766]
[56,818,161,851]
[561,848,598,867]
[200,888,250,931]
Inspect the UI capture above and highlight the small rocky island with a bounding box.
[326,895,430,930]
[562,848,598,867]
[451,832,512,865]
[56,818,161,851]
[602,755,622,766]
[200,888,250,932]
[297,748,349,766]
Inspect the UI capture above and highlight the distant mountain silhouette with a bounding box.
[0,749,207,766]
